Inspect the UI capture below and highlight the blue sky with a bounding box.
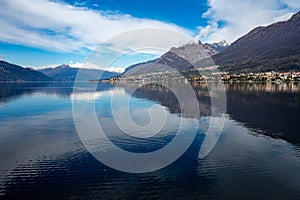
[0,0,299,71]
[67,0,210,30]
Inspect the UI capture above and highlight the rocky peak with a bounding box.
[290,11,300,21]
[170,42,219,64]
[57,64,71,69]
[205,40,229,52]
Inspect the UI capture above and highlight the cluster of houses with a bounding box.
[105,71,300,83]
[220,71,300,82]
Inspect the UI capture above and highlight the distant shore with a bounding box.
[2,71,300,83]
[99,71,300,84]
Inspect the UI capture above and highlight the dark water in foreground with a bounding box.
[0,82,300,199]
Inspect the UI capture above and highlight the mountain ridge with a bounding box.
[119,11,300,76]
[120,41,225,77]
[39,64,119,81]
[213,11,300,72]
[0,60,51,82]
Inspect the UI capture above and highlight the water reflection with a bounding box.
[224,82,300,93]
[1,82,300,144]
[0,82,300,199]
[115,82,300,144]
[224,82,300,144]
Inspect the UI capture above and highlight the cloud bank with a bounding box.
[198,0,300,43]
[1,0,299,53]
[0,0,191,53]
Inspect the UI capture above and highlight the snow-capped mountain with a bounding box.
[207,40,230,52]
[119,40,227,77]
[39,64,119,81]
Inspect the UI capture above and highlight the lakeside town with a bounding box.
[103,71,300,83]
[206,71,300,82]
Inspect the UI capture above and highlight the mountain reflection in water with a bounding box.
[0,82,299,199]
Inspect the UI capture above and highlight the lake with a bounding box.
[0,82,300,199]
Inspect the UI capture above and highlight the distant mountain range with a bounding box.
[120,11,300,76]
[0,61,51,82]
[213,11,300,72]
[1,11,300,82]
[0,61,119,82]
[39,64,119,81]
[120,41,225,77]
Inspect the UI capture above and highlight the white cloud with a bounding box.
[273,12,294,22]
[71,88,125,102]
[282,0,300,8]
[31,64,59,69]
[198,0,300,43]
[197,25,212,40]
[3,0,298,56]
[70,61,125,73]
[0,0,192,53]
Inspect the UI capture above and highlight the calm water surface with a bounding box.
[0,82,300,199]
